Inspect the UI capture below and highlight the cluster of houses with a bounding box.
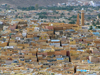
[57,0,90,7]
[57,0,100,7]
[0,9,100,75]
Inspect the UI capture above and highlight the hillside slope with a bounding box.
[0,0,68,8]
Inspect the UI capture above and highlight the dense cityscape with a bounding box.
[0,0,100,75]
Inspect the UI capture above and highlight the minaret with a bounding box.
[81,8,84,26]
[76,13,80,25]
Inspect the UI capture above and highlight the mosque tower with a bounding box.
[76,13,80,25]
[81,8,84,26]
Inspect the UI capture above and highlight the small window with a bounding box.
[29,30,32,32]
[20,59,24,61]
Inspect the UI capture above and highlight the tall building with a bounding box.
[76,13,80,25]
[81,8,84,26]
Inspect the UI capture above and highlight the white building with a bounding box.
[89,1,100,7]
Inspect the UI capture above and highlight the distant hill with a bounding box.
[0,0,68,8]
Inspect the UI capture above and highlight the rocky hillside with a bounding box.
[0,0,68,8]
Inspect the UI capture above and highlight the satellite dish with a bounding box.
[51,24,53,26]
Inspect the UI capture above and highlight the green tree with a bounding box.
[96,20,100,25]
[58,21,61,23]
[60,13,64,17]
[89,26,93,30]
[7,5,10,9]
[15,15,18,18]
[98,14,100,18]
[87,23,90,25]
[44,20,46,22]
[92,21,96,26]
[15,10,17,12]
[17,6,21,9]
[35,4,39,10]
[88,17,91,20]
[62,21,66,23]
[72,15,77,18]
[68,13,70,15]
[69,20,75,24]
[68,17,71,20]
